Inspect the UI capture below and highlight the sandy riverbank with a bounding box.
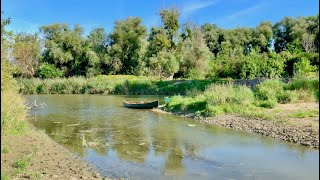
[152,102,319,149]
[1,125,115,180]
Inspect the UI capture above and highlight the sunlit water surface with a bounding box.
[26,95,319,180]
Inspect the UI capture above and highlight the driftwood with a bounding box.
[24,99,47,109]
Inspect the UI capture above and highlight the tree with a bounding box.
[1,15,16,91]
[201,23,224,57]
[252,21,273,53]
[179,25,212,79]
[148,49,179,79]
[87,27,108,76]
[302,33,316,53]
[12,33,42,77]
[108,17,147,75]
[40,23,99,77]
[146,26,170,57]
[1,15,12,62]
[273,17,296,53]
[159,8,180,49]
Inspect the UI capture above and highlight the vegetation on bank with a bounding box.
[1,10,318,81]
[17,75,223,95]
[1,18,27,135]
[164,78,319,120]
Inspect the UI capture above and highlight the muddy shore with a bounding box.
[1,125,114,180]
[152,103,319,149]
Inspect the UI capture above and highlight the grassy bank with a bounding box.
[17,75,229,95]
[164,78,319,120]
[1,62,108,179]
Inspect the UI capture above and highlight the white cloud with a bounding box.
[223,2,267,20]
[182,0,219,16]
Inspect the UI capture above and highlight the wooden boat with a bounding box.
[123,100,158,109]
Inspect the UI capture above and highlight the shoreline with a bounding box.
[152,104,319,149]
[1,124,113,180]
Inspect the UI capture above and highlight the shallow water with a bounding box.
[26,95,319,180]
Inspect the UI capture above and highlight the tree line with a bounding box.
[2,8,319,80]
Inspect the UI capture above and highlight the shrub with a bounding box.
[36,83,48,94]
[205,105,224,116]
[240,52,285,79]
[258,99,278,108]
[294,57,317,77]
[37,63,64,78]
[254,80,284,101]
[277,90,298,104]
[284,78,319,101]
[165,95,207,113]
[205,84,254,106]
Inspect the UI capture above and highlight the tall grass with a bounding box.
[284,77,319,102]
[17,75,219,95]
[1,61,26,135]
[165,78,319,119]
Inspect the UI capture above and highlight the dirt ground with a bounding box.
[1,126,115,180]
[153,102,319,149]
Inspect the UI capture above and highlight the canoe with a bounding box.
[123,100,158,109]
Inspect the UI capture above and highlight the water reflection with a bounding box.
[26,95,319,180]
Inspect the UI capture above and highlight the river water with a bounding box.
[25,95,319,180]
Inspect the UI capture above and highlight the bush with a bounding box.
[205,84,254,106]
[165,95,207,113]
[258,99,278,108]
[277,90,298,104]
[240,52,285,79]
[254,80,284,101]
[294,57,317,77]
[205,105,224,116]
[284,78,319,101]
[37,63,64,78]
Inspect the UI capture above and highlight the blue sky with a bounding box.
[1,0,319,35]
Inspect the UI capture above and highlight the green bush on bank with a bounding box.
[284,77,319,102]
[165,77,319,118]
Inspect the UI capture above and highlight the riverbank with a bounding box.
[1,124,114,180]
[17,75,278,96]
[153,102,319,149]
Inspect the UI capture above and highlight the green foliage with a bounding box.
[3,12,319,80]
[277,90,298,103]
[1,144,10,153]
[284,77,319,101]
[108,17,147,75]
[294,57,317,77]
[160,8,180,49]
[257,99,278,108]
[165,95,207,114]
[1,17,26,135]
[1,171,9,180]
[254,80,284,102]
[17,76,219,96]
[205,84,254,105]
[240,51,285,79]
[12,33,42,77]
[179,26,212,79]
[12,159,28,169]
[289,109,319,118]
[37,63,64,78]
[148,50,179,79]
[40,23,99,77]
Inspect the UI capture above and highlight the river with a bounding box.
[25,95,319,180]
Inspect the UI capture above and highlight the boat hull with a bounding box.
[123,100,159,109]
